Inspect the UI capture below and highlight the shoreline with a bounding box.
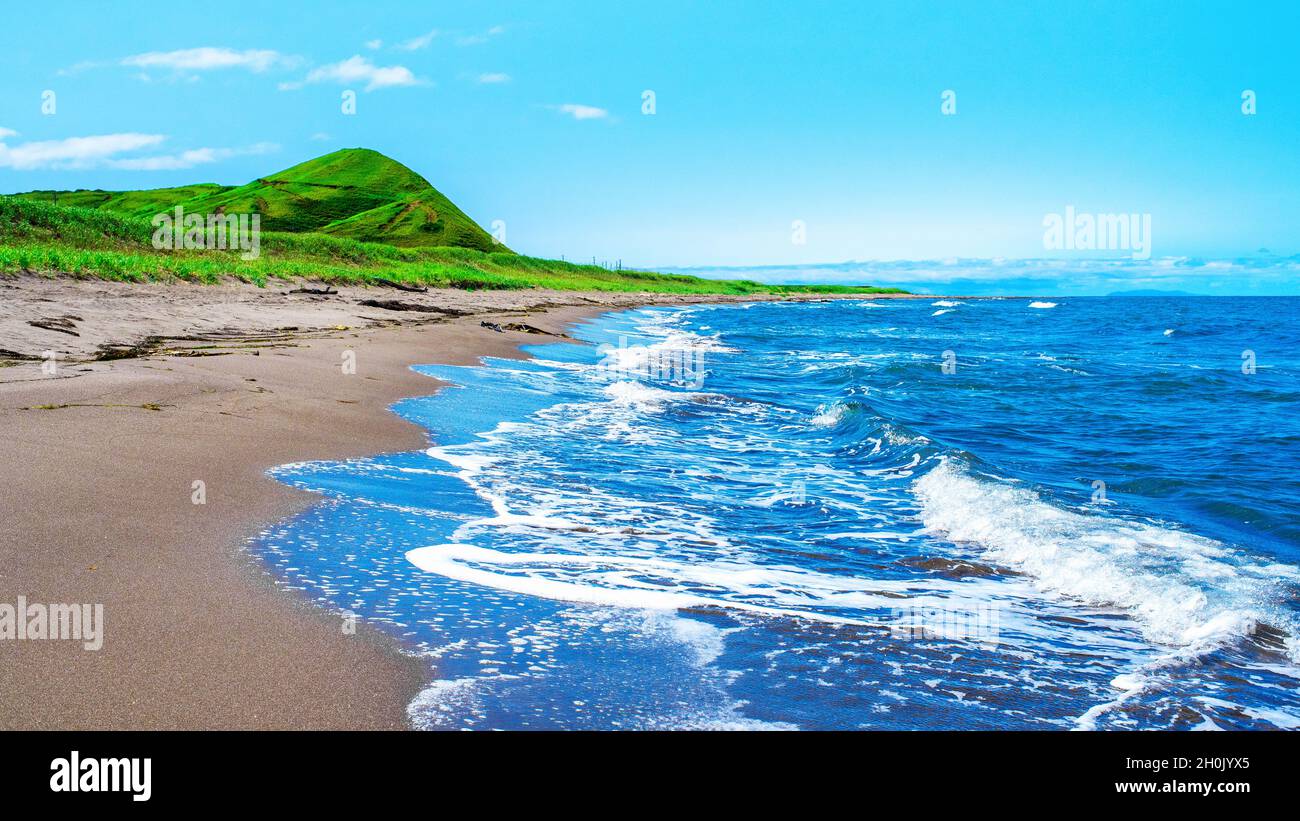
[0,277,915,729]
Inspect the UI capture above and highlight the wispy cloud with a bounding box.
[284,55,422,92]
[396,29,438,51]
[310,132,331,141]
[477,72,511,84]
[121,47,296,72]
[364,39,383,50]
[0,131,276,171]
[458,25,505,46]
[0,132,165,170]
[109,142,278,171]
[550,103,608,121]
[56,60,102,77]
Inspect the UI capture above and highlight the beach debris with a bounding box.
[288,286,338,296]
[479,320,569,337]
[90,329,300,361]
[28,315,81,336]
[358,299,469,316]
[95,341,157,360]
[373,278,428,293]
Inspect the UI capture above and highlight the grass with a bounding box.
[0,152,907,295]
[11,148,499,251]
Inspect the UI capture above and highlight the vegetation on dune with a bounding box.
[16,183,231,215]
[0,149,906,295]
[12,148,498,252]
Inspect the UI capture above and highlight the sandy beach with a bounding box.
[0,275,921,729]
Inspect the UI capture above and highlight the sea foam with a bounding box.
[913,459,1294,659]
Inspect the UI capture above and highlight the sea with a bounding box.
[254,296,1300,730]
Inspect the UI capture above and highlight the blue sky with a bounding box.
[1,1,1297,291]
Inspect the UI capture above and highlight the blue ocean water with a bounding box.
[255,297,1300,730]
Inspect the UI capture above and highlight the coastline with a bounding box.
[0,276,920,729]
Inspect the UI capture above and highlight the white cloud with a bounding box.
[56,60,103,77]
[396,29,438,51]
[0,127,18,139]
[108,142,278,171]
[0,132,165,170]
[551,103,608,121]
[121,47,294,73]
[310,132,331,141]
[458,25,505,46]
[0,132,276,171]
[365,39,383,50]
[477,72,511,84]
[297,55,420,91]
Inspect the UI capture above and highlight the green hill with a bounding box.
[13,148,499,252]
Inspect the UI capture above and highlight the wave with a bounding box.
[405,543,1003,628]
[810,402,850,427]
[602,380,710,410]
[913,459,1297,661]
[596,328,733,369]
[1028,301,1057,309]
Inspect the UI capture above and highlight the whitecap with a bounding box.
[913,459,1295,658]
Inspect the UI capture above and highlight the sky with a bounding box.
[1,1,1298,293]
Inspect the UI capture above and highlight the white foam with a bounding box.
[826,530,915,542]
[596,329,733,375]
[602,380,701,410]
[405,543,1005,628]
[931,300,960,307]
[425,446,497,475]
[810,403,846,427]
[931,309,954,316]
[913,460,1294,658]
[1028,301,1057,309]
[406,676,485,730]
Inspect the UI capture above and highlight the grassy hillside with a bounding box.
[16,183,231,215]
[12,148,498,251]
[0,195,904,295]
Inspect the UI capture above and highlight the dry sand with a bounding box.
[0,275,921,729]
